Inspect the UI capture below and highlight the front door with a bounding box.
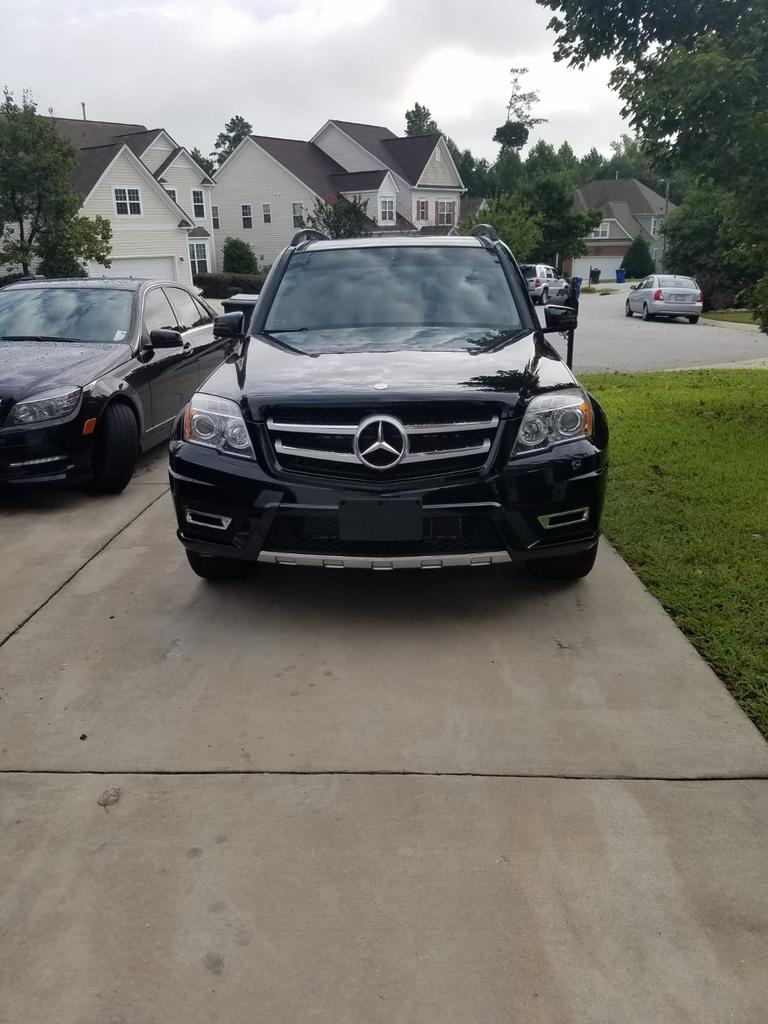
[141,286,198,434]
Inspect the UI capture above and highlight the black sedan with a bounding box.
[0,278,229,492]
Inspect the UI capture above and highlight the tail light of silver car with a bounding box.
[653,288,664,301]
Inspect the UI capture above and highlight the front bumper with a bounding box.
[170,438,608,569]
[0,418,93,485]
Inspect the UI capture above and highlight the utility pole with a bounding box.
[81,101,87,121]
[662,178,670,265]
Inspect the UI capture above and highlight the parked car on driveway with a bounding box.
[0,278,227,492]
[520,264,570,305]
[625,275,703,323]
[170,228,608,582]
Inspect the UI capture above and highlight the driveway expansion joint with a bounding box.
[2,769,767,781]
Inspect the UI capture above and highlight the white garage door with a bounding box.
[89,256,177,281]
[572,256,623,282]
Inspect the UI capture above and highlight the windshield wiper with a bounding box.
[0,334,84,342]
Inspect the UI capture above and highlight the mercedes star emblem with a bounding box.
[354,415,408,470]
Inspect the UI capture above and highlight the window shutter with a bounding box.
[435,200,440,225]
[450,201,456,224]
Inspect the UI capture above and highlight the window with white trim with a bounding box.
[242,204,252,228]
[188,242,209,274]
[380,198,395,223]
[416,199,429,221]
[437,200,455,226]
[212,205,219,229]
[192,189,205,218]
[292,202,304,228]
[590,220,610,238]
[650,216,658,236]
[165,188,176,202]
[263,203,272,224]
[114,187,141,216]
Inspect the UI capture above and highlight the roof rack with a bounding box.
[290,228,330,248]
[468,223,499,248]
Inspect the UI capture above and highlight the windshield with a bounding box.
[658,276,697,289]
[264,246,523,333]
[0,287,135,342]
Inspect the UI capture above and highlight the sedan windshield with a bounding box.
[264,246,523,333]
[0,287,134,342]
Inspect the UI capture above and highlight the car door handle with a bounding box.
[182,341,194,356]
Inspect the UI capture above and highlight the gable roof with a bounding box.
[331,170,388,192]
[49,116,148,150]
[576,178,676,217]
[326,120,442,185]
[71,142,124,197]
[250,136,347,199]
[116,128,166,157]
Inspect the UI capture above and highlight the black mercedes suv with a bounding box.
[169,227,608,580]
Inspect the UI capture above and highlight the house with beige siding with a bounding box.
[213,119,465,267]
[49,118,216,285]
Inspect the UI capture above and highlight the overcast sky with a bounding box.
[2,0,628,161]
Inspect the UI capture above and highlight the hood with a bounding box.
[201,326,575,419]
[0,341,131,403]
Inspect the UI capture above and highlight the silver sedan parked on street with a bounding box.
[626,274,704,323]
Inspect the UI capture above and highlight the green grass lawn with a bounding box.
[704,309,756,325]
[582,370,768,736]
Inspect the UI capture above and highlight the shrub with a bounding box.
[193,271,266,299]
[621,235,655,278]
[222,236,257,274]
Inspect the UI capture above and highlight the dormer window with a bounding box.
[380,198,395,223]
[590,221,610,238]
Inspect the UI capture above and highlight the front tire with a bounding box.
[625,300,633,317]
[91,403,139,494]
[529,543,599,581]
[185,550,253,581]
[642,303,653,322]
[688,316,699,324]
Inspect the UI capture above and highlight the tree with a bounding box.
[461,194,542,262]
[520,173,600,264]
[404,102,439,136]
[577,146,606,184]
[0,89,112,275]
[620,235,654,279]
[537,0,768,327]
[190,147,215,177]
[307,195,371,239]
[222,236,257,274]
[663,186,747,310]
[493,67,547,155]
[211,114,253,166]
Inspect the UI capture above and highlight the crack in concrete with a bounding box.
[0,487,169,650]
[0,769,766,781]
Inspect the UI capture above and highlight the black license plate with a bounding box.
[338,499,423,541]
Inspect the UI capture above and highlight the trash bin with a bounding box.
[571,276,583,300]
[589,268,601,285]
[221,292,260,319]
[615,268,626,284]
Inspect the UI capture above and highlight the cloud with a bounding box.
[1,0,628,160]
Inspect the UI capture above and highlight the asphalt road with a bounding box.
[1,454,767,1023]
[541,283,768,372]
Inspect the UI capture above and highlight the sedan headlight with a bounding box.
[182,392,255,459]
[6,386,82,426]
[511,388,593,456]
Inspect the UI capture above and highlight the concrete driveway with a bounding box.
[542,283,768,372]
[2,454,767,1023]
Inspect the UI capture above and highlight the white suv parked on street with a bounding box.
[520,264,570,306]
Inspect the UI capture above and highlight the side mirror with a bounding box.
[214,312,245,339]
[543,304,577,333]
[149,328,183,348]
[629,284,638,290]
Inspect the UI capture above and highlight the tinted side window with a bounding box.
[165,287,204,330]
[143,288,177,333]
[192,295,213,324]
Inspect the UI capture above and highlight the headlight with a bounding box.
[511,389,593,456]
[182,392,255,459]
[6,387,82,426]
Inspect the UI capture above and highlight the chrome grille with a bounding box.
[265,403,502,480]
